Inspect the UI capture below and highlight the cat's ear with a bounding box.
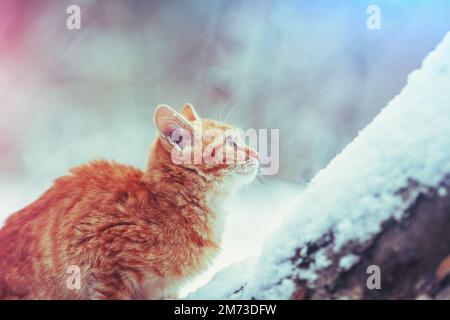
[154,105,193,147]
[181,103,200,121]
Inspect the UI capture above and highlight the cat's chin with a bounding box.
[240,167,258,184]
[224,164,259,189]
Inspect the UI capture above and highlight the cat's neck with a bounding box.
[144,162,230,248]
[143,140,233,222]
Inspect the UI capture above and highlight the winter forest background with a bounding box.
[1,0,450,296]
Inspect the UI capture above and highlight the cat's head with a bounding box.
[153,103,259,189]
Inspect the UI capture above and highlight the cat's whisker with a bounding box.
[225,101,241,124]
[218,101,231,123]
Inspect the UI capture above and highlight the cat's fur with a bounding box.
[0,104,259,299]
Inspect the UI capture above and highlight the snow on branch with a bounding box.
[192,32,450,300]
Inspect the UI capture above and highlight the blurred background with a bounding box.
[1,0,450,295]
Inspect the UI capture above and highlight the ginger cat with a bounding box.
[0,103,259,299]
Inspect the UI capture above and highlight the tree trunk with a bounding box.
[290,178,450,300]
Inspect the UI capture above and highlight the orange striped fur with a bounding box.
[0,104,258,299]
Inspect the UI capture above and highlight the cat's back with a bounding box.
[1,160,145,229]
[0,160,146,299]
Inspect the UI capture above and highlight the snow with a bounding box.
[187,257,257,300]
[240,32,450,299]
[438,187,448,197]
[297,248,332,283]
[339,254,360,271]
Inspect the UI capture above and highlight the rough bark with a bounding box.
[289,177,450,300]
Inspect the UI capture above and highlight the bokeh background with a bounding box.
[1,0,450,295]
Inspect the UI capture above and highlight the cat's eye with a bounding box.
[174,136,183,145]
[169,129,190,149]
[169,135,184,148]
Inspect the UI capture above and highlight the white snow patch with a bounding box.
[438,187,448,197]
[296,248,332,284]
[339,254,360,271]
[243,32,450,299]
[187,257,257,300]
